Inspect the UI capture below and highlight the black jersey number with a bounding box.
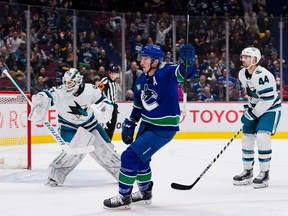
[259,75,269,85]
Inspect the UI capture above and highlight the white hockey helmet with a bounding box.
[240,47,261,65]
[62,68,83,93]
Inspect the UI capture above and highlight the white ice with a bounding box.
[0,139,288,216]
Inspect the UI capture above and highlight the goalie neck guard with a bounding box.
[62,68,83,94]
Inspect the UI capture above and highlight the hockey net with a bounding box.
[0,91,31,169]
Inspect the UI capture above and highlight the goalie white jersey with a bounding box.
[43,83,108,131]
[238,65,281,117]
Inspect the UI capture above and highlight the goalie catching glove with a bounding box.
[29,93,51,123]
[121,118,137,144]
[90,101,113,124]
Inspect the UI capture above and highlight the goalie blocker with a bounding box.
[47,127,120,185]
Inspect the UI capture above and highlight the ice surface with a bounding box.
[0,139,288,216]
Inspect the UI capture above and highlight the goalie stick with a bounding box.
[171,129,242,190]
[3,69,95,154]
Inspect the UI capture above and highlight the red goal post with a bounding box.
[0,91,31,169]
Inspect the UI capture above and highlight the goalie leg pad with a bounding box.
[47,127,93,184]
[48,152,86,184]
[89,129,120,180]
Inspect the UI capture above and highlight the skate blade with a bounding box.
[103,204,131,210]
[132,200,152,205]
[233,179,252,186]
[253,182,269,189]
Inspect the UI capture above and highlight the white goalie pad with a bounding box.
[83,129,121,180]
[29,94,51,123]
[66,127,95,154]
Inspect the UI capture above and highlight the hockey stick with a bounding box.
[3,69,95,154]
[171,129,242,190]
[182,0,189,116]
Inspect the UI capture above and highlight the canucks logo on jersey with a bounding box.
[141,84,159,111]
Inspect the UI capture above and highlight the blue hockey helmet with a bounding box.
[139,45,164,63]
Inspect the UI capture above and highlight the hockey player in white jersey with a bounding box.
[233,47,281,189]
[30,68,121,186]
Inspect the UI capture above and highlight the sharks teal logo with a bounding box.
[141,84,159,111]
[246,86,259,98]
[68,101,88,119]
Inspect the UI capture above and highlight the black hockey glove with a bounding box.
[121,118,137,145]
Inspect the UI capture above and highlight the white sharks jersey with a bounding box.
[238,65,281,117]
[43,83,107,131]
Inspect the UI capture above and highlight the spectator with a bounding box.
[0,46,10,62]
[6,30,22,54]
[212,80,226,101]
[192,74,211,99]
[130,34,146,63]
[37,65,54,88]
[105,16,117,47]
[95,49,110,71]
[95,65,108,80]
[31,75,49,95]
[42,7,59,33]
[48,43,63,63]
[79,66,92,83]
[198,86,218,102]
[30,43,48,74]
[125,61,143,93]
[155,20,172,50]
[40,27,58,46]
[10,63,24,80]
[78,40,98,69]
[14,41,27,70]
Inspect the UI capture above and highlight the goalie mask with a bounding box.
[62,68,83,93]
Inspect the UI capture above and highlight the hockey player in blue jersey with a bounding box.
[233,47,281,189]
[103,44,196,209]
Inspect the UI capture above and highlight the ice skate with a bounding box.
[233,169,253,185]
[131,181,153,205]
[103,194,131,209]
[253,171,269,189]
[45,178,59,187]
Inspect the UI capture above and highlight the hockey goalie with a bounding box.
[29,68,120,186]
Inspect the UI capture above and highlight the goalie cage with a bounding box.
[0,91,31,169]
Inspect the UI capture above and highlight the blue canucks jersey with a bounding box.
[130,62,195,131]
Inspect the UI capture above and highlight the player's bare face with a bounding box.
[140,57,152,73]
[240,55,252,68]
